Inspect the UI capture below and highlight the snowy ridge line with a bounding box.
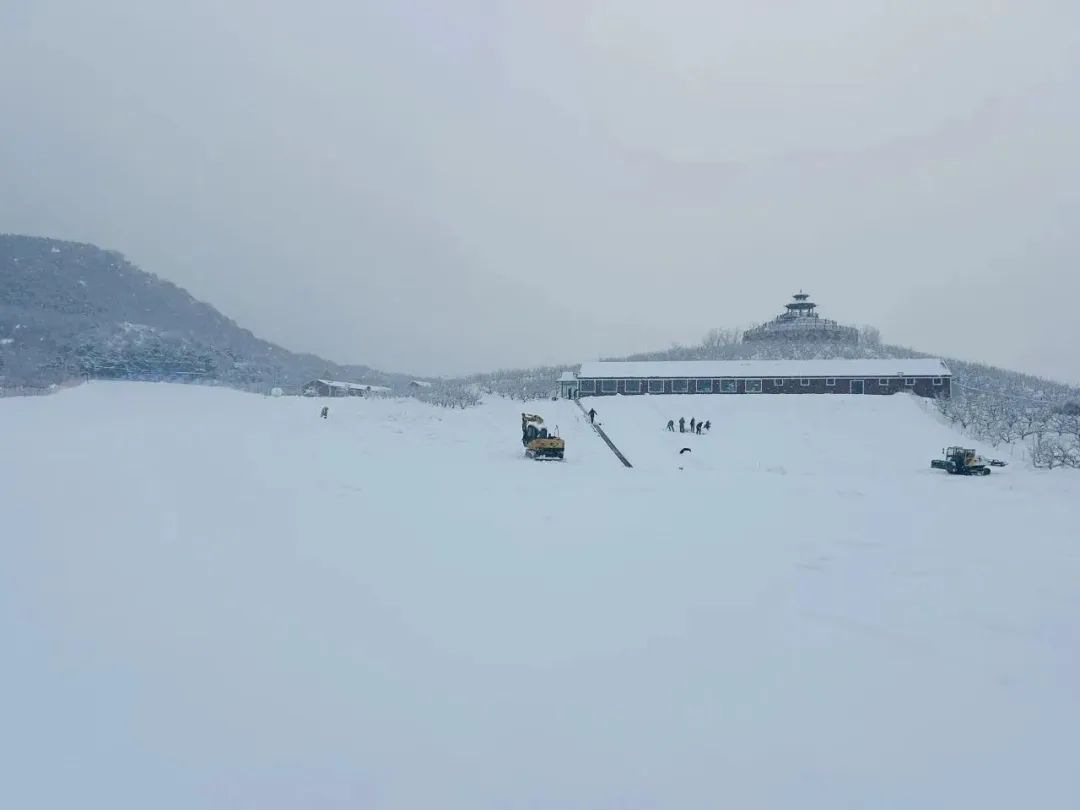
[576,401,633,468]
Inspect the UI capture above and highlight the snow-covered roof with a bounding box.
[577,359,950,379]
[310,379,392,393]
[558,371,577,382]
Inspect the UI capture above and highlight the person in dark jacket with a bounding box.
[588,407,597,424]
[704,420,711,432]
[666,419,675,431]
[696,421,703,434]
[678,417,686,433]
[690,417,696,433]
[320,406,329,419]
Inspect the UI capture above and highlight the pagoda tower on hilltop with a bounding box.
[742,291,860,344]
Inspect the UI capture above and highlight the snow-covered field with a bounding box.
[2,382,1079,809]
[582,392,1024,474]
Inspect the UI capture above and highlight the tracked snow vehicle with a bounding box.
[931,447,1007,476]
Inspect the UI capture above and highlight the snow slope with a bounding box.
[582,393,989,474]
[2,383,1079,810]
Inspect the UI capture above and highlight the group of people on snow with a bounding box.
[667,416,710,434]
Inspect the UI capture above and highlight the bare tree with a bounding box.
[860,325,882,346]
[701,327,742,351]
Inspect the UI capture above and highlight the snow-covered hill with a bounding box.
[581,393,1016,473]
[2,383,1078,809]
[0,234,400,390]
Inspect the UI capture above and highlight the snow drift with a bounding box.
[1,382,1078,810]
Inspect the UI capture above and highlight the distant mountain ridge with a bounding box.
[6,231,1075,465]
[4,233,1077,420]
[0,234,407,391]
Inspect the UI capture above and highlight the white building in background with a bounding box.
[301,379,392,397]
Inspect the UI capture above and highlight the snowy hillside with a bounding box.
[580,393,1003,473]
[0,234,399,390]
[2,383,1079,809]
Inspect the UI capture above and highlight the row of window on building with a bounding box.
[579,377,945,394]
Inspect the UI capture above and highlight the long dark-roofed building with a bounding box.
[561,359,951,399]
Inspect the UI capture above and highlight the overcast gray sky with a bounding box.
[2,0,1078,381]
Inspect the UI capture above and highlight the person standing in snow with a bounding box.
[704,420,711,432]
[666,419,675,431]
[320,406,329,419]
[678,416,685,433]
[588,407,597,424]
[690,417,696,433]
[696,421,703,435]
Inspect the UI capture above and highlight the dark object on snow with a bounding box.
[521,413,565,460]
[588,408,597,423]
[679,447,692,455]
[930,446,1005,476]
[690,417,696,432]
[704,420,711,432]
[320,406,329,419]
[695,422,702,434]
[678,417,685,433]
[666,419,675,431]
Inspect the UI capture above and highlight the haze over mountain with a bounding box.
[0,235,404,390]
[2,1,1078,380]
